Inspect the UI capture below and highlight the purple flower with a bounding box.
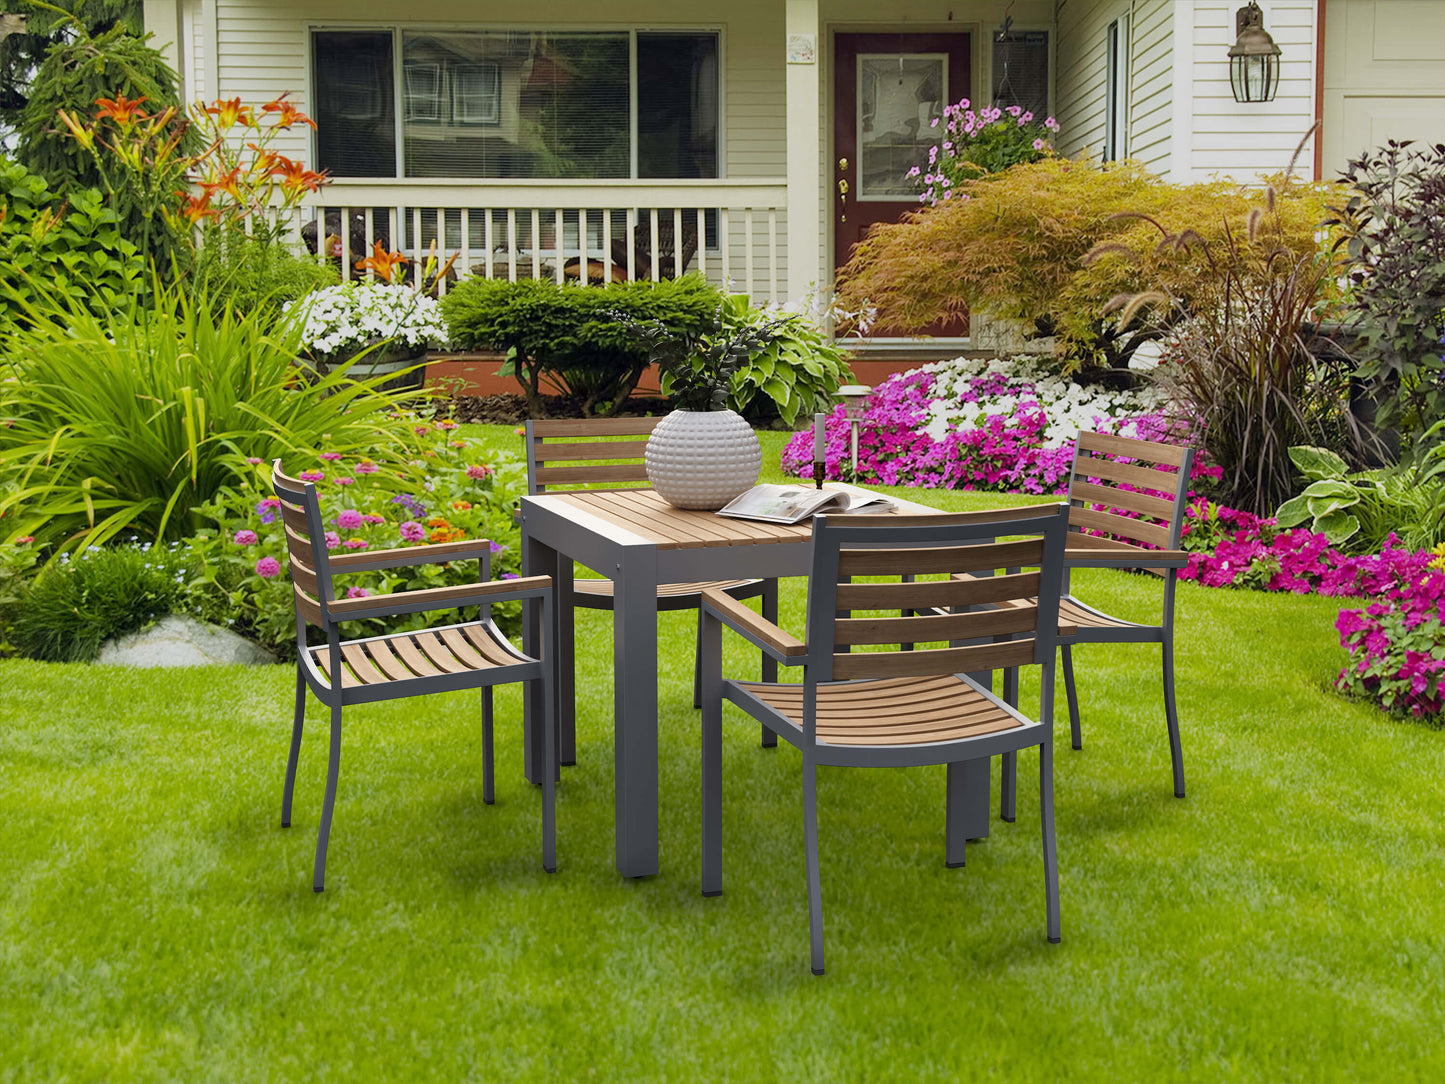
[256,556,282,578]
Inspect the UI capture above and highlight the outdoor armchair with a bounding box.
[272,461,556,892]
[524,418,779,755]
[699,503,1071,974]
[989,430,1194,821]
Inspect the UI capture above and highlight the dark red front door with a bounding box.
[833,31,971,336]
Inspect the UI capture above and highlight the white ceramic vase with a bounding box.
[645,408,762,510]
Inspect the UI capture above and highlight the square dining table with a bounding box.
[517,484,997,879]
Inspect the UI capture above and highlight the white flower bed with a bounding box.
[284,283,449,359]
[914,355,1166,446]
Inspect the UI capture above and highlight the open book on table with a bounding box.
[716,484,895,525]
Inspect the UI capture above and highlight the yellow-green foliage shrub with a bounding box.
[836,157,1335,368]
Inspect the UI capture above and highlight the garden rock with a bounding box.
[99,616,275,668]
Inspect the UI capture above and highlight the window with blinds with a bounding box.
[311,29,720,181]
[991,29,1049,121]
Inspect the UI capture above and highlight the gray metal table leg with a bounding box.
[556,560,576,766]
[613,544,660,878]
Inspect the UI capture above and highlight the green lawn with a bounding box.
[2,428,1441,1081]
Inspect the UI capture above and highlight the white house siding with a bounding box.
[1129,0,1173,175]
[1185,0,1319,181]
[1053,0,1124,161]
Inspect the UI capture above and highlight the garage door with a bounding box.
[1322,0,1445,175]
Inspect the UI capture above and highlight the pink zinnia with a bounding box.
[355,460,379,475]
[400,520,426,542]
[466,464,492,480]
[233,529,258,546]
[299,470,324,483]
[336,509,364,530]
[333,476,354,487]
[325,531,340,549]
[346,586,371,599]
[245,456,263,465]
[320,452,343,461]
[342,538,368,550]
[14,535,34,545]
[256,556,282,578]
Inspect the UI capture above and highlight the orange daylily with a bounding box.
[262,95,318,130]
[94,93,150,127]
[355,241,410,283]
[181,192,221,223]
[270,154,328,196]
[205,97,255,130]
[54,108,94,150]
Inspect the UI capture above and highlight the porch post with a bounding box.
[141,0,183,82]
[785,0,823,302]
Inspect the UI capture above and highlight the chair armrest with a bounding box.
[328,538,493,574]
[700,588,807,663]
[326,575,551,622]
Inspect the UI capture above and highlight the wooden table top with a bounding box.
[523,485,940,551]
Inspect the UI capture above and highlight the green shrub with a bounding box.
[193,230,340,326]
[0,158,144,327]
[442,275,723,415]
[0,282,427,550]
[4,543,189,662]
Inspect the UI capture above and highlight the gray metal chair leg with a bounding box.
[803,758,825,975]
[1000,750,1017,822]
[700,612,723,897]
[537,674,557,873]
[1062,644,1082,750]
[282,665,306,828]
[1040,738,1061,943]
[761,580,778,748]
[481,686,495,805]
[1163,637,1185,798]
[313,703,343,893]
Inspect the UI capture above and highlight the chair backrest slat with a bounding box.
[835,570,1042,611]
[525,418,661,494]
[806,504,1068,686]
[837,538,1044,579]
[1067,504,1172,549]
[1066,430,1194,552]
[1077,429,1187,468]
[833,638,1039,681]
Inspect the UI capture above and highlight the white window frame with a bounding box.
[1104,15,1129,162]
[403,61,443,122]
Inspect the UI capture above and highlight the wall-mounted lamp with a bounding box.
[1228,2,1282,103]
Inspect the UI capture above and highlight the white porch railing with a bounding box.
[290,178,789,304]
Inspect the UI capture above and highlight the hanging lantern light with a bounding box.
[1229,2,1282,103]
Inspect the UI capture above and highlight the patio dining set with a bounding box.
[270,422,1192,975]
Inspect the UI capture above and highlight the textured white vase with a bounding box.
[645,408,762,510]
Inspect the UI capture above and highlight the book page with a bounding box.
[717,484,845,524]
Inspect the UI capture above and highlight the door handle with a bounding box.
[837,178,848,221]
